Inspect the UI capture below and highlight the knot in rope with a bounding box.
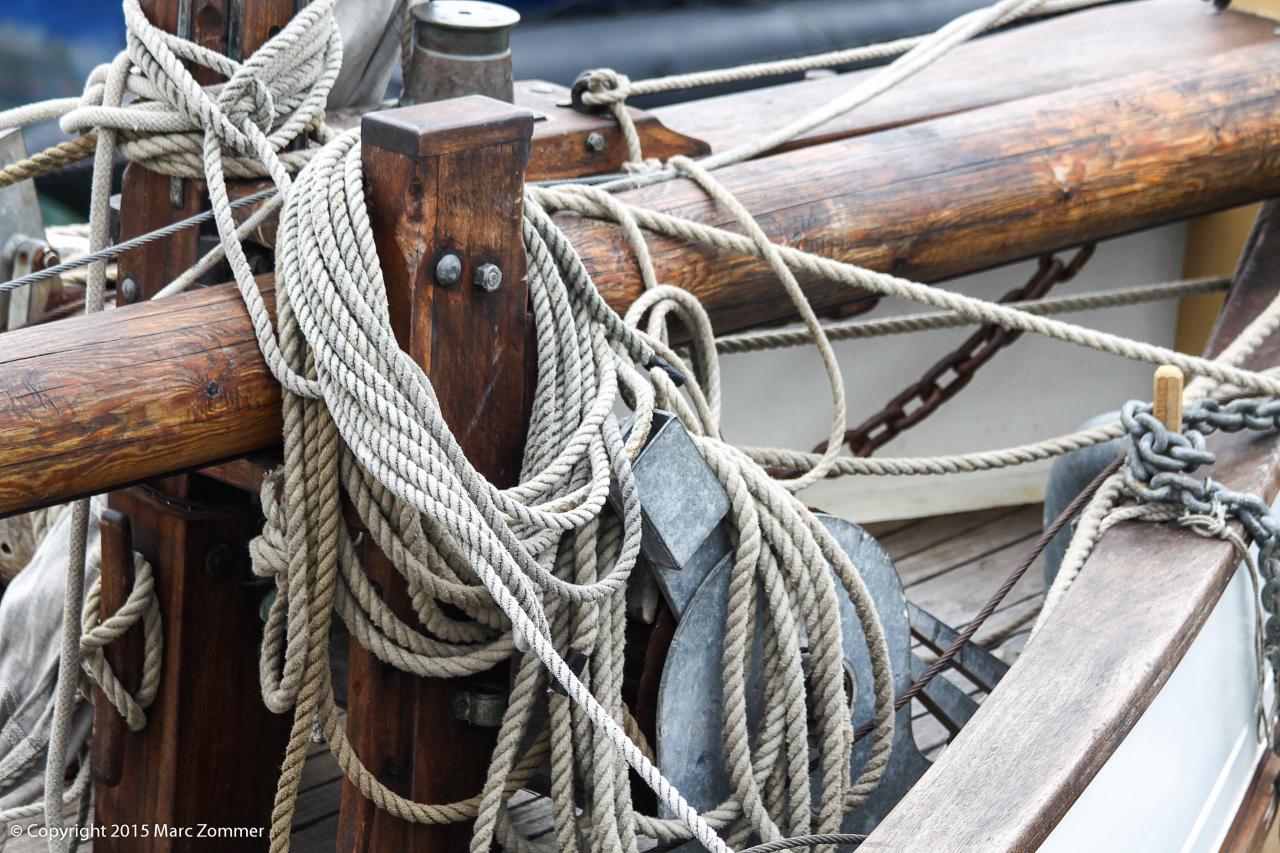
[79,552,163,733]
[56,0,341,180]
[579,69,633,108]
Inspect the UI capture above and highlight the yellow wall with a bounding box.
[1175,204,1260,355]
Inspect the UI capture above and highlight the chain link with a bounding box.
[1123,396,1280,665]
[834,245,1095,456]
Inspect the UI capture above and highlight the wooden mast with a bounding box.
[92,1,296,850]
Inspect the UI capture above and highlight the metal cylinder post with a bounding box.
[403,0,521,105]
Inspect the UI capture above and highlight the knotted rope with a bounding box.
[80,553,163,734]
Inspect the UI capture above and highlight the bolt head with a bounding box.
[435,253,463,286]
[120,277,140,304]
[474,262,502,292]
[585,132,606,153]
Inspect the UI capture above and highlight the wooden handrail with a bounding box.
[4,35,1280,516]
[862,202,1280,851]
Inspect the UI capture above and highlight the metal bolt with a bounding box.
[435,253,462,286]
[585,132,606,153]
[120,277,140,304]
[473,262,502,292]
[204,542,234,577]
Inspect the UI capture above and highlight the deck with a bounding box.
[5,504,1045,851]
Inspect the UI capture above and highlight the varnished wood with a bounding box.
[518,80,709,180]
[94,479,291,853]
[1218,742,1280,853]
[862,205,1280,853]
[7,36,1280,514]
[652,0,1273,157]
[336,96,534,852]
[565,39,1280,334]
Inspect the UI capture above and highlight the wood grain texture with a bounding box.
[565,39,1280,334]
[91,5,297,848]
[6,36,1280,513]
[336,96,533,852]
[0,279,279,516]
[861,206,1280,852]
[89,509,139,789]
[94,479,291,852]
[1218,744,1280,853]
[652,0,1272,157]
[519,81,709,180]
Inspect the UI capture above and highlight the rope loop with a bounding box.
[79,553,163,733]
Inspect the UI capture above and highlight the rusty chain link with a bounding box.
[831,245,1096,457]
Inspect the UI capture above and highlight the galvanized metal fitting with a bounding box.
[403,0,521,105]
[473,262,502,292]
[452,684,507,728]
[435,253,463,286]
[119,277,141,304]
[585,132,606,153]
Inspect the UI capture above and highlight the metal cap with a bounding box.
[411,0,520,32]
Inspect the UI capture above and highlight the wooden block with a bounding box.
[1153,364,1184,433]
[336,95,534,852]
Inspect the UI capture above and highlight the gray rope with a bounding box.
[715,277,1231,355]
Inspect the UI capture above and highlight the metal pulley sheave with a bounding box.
[621,412,1009,849]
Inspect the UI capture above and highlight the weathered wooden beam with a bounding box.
[863,201,1280,852]
[336,96,534,852]
[651,0,1273,156]
[563,38,1280,334]
[4,41,1280,516]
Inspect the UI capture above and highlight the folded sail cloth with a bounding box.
[0,504,95,810]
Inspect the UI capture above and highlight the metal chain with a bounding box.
[834,245,1095,456]
[1122,396,1280,666]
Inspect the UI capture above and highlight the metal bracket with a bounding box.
[618,412,931,845]
[0,129,58,331]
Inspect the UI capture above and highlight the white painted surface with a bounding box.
[1040,563,1270,853]
[711,225,1188,522]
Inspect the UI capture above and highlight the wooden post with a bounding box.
[89,510,140,788]
[336,96,534,851]
[94,1,296,849]
[1153,365,1184,433]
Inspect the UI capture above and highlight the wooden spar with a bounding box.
[5,38,1280,517]
[336,97,534,851]
[863,201,1280,852]
[567,38,1280,334]
[652,0,1273,156]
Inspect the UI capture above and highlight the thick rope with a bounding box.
[0,135,99,191]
